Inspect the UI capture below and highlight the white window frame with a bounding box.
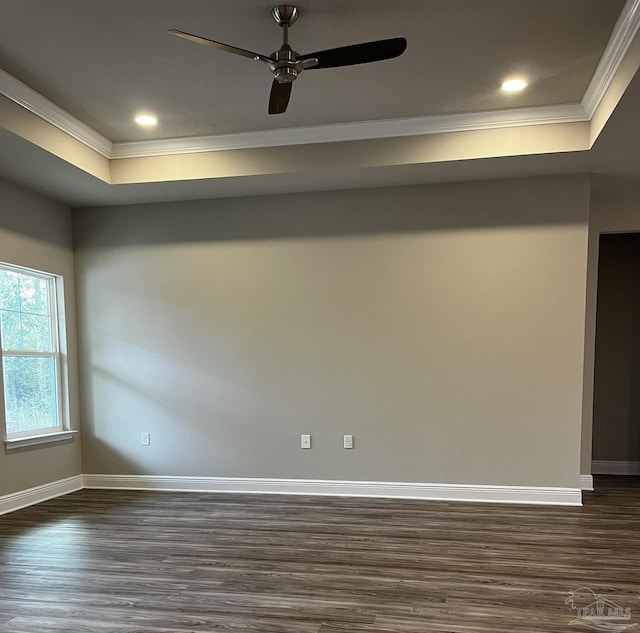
[0,263,73,447]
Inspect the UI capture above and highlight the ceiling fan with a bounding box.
[168,5,407,115]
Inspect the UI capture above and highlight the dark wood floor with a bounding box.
[1,477,640,632]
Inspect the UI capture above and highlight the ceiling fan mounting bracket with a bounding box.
[272,5,299,28]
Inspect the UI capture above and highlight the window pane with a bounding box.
[1,310,22,350]
[0,271,53,352]
[19,275,50,317]
[0,270,20,311]
[0,265,63,439]
[2,355,58,434]
[20,313,52,351]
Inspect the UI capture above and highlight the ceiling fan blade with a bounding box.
[167,29,272,63]
[269,80,293,115]
[299,37,407,70]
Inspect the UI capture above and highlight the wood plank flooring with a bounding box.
[1,477,640,632]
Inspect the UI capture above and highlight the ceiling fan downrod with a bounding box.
[271,5,302,84]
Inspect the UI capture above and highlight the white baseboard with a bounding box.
[580,474,594,491]
[0,475,83,516]
[591,460,640,475]
[82,474,582,506]
[0,475,584,516]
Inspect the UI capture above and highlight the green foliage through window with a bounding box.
[0,266,61,436]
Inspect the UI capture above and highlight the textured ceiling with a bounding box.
[0,0,625,141]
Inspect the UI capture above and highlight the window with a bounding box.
[0,263,66,441]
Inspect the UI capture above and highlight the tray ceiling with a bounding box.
[1,0,640,206]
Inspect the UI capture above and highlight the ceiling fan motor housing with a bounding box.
[272,46,299,83]
[274,66,298,83]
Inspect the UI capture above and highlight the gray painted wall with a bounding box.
[0,179,82,496]
[74,176,590,488]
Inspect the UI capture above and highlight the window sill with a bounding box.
[5,430,78,450]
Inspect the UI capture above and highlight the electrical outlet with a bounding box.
[301,434,311,449]
[343,434,354,449]
[141,432,150,446]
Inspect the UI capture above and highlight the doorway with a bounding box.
[591,232,640,479]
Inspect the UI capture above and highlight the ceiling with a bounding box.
[1,0,640,207]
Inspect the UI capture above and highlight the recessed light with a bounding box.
[501,78,528,93]
[134,114,158,126]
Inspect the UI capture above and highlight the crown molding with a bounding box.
[110,104,587,159]
[582,0,640,117]
[0,69,113,158]
[0,69,586,162]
